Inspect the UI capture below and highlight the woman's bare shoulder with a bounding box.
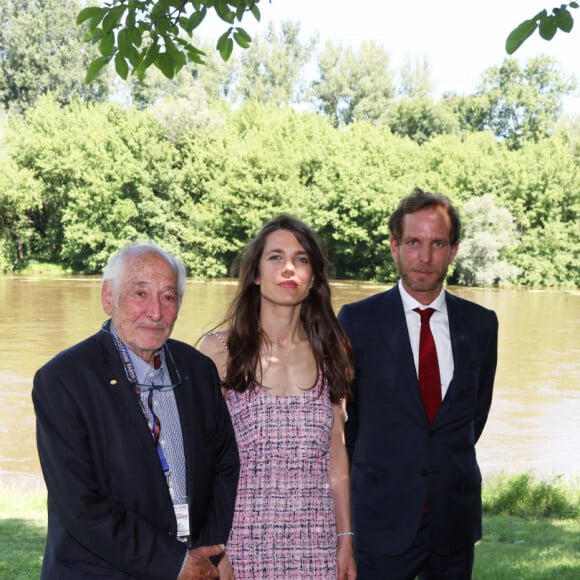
[200,330,230,382]
[200,329,230,355]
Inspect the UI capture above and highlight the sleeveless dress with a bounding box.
[225,377,337,579]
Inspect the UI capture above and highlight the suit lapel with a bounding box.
[98,330,171,492]
[434,292,468,422]
[379,287,426,416]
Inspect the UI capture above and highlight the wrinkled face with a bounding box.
[102,251,180,364]
[390,206,459,305]
[256,229,314,307]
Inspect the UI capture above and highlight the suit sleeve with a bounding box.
[338,305,359,464]
[474,310,498,443]
[32,363,187,580]
[192,359,239,547]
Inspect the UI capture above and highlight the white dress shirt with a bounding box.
[398,280,454,399]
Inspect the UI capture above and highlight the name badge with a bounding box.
[174,502,190,542]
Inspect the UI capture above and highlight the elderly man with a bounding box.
[33,242,239,579]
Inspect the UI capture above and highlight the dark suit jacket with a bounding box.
[32,329,239,579]
[338,285,497,556]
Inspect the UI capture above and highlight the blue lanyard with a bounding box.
[109,329,170,474]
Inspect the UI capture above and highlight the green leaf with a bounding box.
[155,17,172,34]
[118,29,132,57]
[151,0,170,19]
[179,16,193,35]
[539,14,558,40]
[127,45,141,67]
[250,4,261,21]
[218,35,234,60]
[189,8,207,31]
[155,52,176,79]
[505,20,537,54]
[126,7,135,28]
[173,58,186,76]
[102,5,127,33]
[142,43,161,70]
[114,53,129,80]
[90,12,105,30]
[164,36,186,71]
[83,28,101,42]
[532,9,548,20]
[131,27,143,48]
[187,45,207,65]
[77,6,104,26]
[555,10,574,33]
[99,31,116,57]
[215,0,235,24]
[85,56,109,83]
[233,27,251,49]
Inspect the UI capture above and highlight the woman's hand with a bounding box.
[337,535,357,579]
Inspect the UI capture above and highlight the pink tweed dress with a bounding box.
[225,376,337,579]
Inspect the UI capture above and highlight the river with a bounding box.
[1,275,579,488]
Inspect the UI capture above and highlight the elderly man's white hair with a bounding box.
[102,242,187,305]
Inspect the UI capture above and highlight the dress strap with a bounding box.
[210,331,229,351]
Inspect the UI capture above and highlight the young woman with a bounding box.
[201,215,357,579]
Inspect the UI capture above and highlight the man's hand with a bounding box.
[177,544,225,579]
[217,552,235,579]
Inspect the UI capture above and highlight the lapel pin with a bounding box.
[110,379,118,386]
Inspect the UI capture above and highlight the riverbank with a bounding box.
[1,473,578,579]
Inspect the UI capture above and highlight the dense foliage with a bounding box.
[1,13,578,287]
[0,0,110,112]
[1,93,578,287]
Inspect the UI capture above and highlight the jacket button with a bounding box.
[421,468,429,476]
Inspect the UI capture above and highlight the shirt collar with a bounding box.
[398,279,447,313]
[108,322,166,385]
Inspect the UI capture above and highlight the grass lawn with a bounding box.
[1,473,578,578]
[0,486,47,580]
[475,515,580,579]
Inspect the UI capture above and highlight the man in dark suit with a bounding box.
[338,188,498,579]
[32,242,239,579]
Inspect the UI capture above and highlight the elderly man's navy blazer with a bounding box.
[33,328,239,579]
[338,285,497,556]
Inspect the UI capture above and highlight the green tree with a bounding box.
[442,93,492,134]
[149,93,226,144]
[0,0,109,112]
[500,137,580,287]
[386,97,459,144]
[313,41,395,127]
[475,56,576,149]
[311,41,347,127]
[453,194,520,286]
[7,96,185,272]
[236,20,316,106]
[399,55,433,98]
[0,159,42,270]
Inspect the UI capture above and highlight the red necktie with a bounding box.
[414,307,442,423]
